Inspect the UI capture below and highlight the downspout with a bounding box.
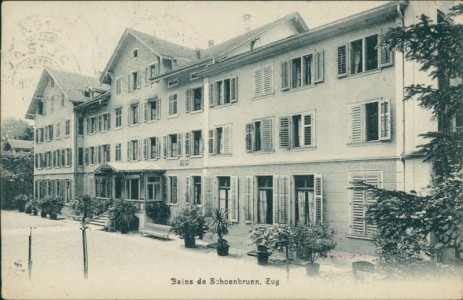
[397,3,406,192]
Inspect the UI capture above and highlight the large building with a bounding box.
[26,1,456,254]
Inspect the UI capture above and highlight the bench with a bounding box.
[352,261,376,281]
[139,224,171,240]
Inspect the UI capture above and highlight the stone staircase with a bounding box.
[88,212,109,227]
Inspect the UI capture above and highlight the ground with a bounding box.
[2,210,462,299]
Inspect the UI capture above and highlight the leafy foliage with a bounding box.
[209,208,232,242]
[1,151,34,209]
[170,206,207,240]
[247,224,298,255]
[110,199,139,231]
[145,201,171,225]
[291,224,337,263]
[1,118,34,141]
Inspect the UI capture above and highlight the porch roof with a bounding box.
[94,161,165,174]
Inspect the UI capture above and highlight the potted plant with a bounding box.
[291,223,337,276]
[14,194,28,213]
[247,226,277,265]
[170,206,208,248]
[38,196,51,217]
[26,198,38,215]
[209,208,233,256]
[25,201,32,214]
[146,201,171,225]
[48,196,64,220]
[111,199,139,234]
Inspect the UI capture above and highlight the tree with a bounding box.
[360,4,463,262]
[1,151,34,209]
[1,117,34,141]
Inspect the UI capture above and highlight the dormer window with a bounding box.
[131,48,138,59]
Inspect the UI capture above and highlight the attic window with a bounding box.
[167,78,179,88]
[190,73,199,81]
[131,48,138,59]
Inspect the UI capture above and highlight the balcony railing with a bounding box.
[439,126,463,134]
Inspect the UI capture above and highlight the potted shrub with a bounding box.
[170,206,208,248]
[209,208,233,256]
[14,194,28,213]
[48,196,64,219]
[291,223,337,276]
[111,199,139,234]
[38,196,51,217]
[25,201,32,214]
[146,201,171,225]
[247,226,277,265]
[26,198,38,215]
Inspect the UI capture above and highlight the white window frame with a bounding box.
[167,78,179,88]
[168,175,178,205]
[115,77,122,95]
[209,76,238,107]
[349,98,391,144]
[245,117,274,153]
[208,124,232,156]
[186,85,204,113]
[65,119,71,136]
[115,143,122,161]
[129,103,140,125]
[144,97,161,122]
[131,48,138,59]
[115,107,122,128]
[167,92,178,117]
[279,111,316,150]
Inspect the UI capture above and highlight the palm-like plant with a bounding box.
[210,208,232,244]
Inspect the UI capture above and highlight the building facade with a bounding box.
[26,1,452,254]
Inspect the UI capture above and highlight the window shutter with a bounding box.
[137,105,141,124]
[168,95,173,116]
[137,140,141,161]
[167,136,171,158]
[127,141,130,161]
[223,125,232,155]
[136,69,141,89]
[263,65,273,95]
[337,44,348,77]
[279,176,290,224]
[245,123,254,152]
[244,176,254,223]
[156,99,161,120]
[209,83,215,107]
[314,50,324,83]
[279,116,291,149]
[230,176,239,222]
[177,133,182,157]
[185,176,190,204]
[144,67,148,84]
[98,145,102,164]
[281,61,290,90]
[379,36,393,68]
[379,99,391,140]
[156,137,160,159]
[172,177,178,204]
[186,89,191,113]
[262,118,273,151]
[144,102,148,122]
[230,77,238,102]
[303,113,313,146]
[85,148,89,165]
[273,175,280,224]
[350,104,363,143]
[184,132,191,157]
[62,149,66,166]
[128,74,132,92]
[162,136,167,158]
[314,174,323,224]
[208,129,215,155]
[127,105,130,125]
[254,68,263,97]
[108,114,111,130]
[365,172,381,236]
[350,173,366,236]
[203,177,213,216]
[143,138,147,160]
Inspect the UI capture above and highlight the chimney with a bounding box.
[242,14,252,32]
[208,40,214,48]
[195,48,201,59]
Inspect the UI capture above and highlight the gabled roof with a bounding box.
[26,67,109,119]
[100,28,198,83]
[3,139,33,151]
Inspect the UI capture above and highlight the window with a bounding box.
[214,176,238,221]
[144,137,160,160]
[37,101,44,115]
[210,77,238,106]
[89,147,96,165]
[253,65,273,97]
[115,143,122,161]
[102,113,111,131]
[115,108,122,128]
[144,98,160,122]
[184,130,202,157]
[115,77,122,95]
[186,86,203,113]
[279,112,315,149]
[168,93,178,116]
[96,178,111,198]
[337,34,393,78]
[126,178,140,200]
[246,118,273,152]
[37,128,44,143]
[281,51,324,90]
[78,148,84,166]
[127,140,140,161]
[61,149,65,166]
[56,122,61,139]
[131,48,138,58]
[46,125,53,141]
[208,125,232,155]
[146,63,159,81]
[78,117,84,135]
[165,133,182,158]
[168,176,178,204]
[128,70,141,92]
[65,120,70,136]
[65,148,71,167]
[350,171,381,237]
[349,99,391,143]
[146,177,161,201]
[65,180,72,203]
[193,176,202,205]
[87,116,97,134]
[129,104,140,125]
[50,97,55,112]
[98,144,110,163]
[294,175,323,225]
[257,176,274,225]
[167,78,179,88]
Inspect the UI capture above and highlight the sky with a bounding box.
[1,1,450,123]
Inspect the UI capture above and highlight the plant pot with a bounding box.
[257,250,270,265]
[18,207,25,213]
[40,211,47,218]
[25,207,32,214]
[184,237,196,248]
[120,228,128,234]
[217,244,230,256]
[33,209,38,216]
[305,262,320,276]
[49,213,58,220]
